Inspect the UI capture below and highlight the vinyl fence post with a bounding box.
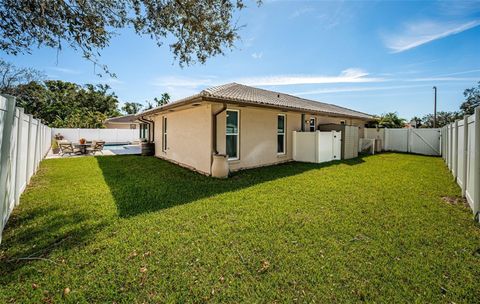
[473,107,480,220]
[25,114,34,183]
[0,95,16,242]
[461,115,468,197]
[453,120,459,180]
[14,108,25,205]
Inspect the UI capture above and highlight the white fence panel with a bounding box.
[385,129,409,152]
[0,95,51,243]
[465,112,479,213]
[53,128,139,144]
[441,107,480,221]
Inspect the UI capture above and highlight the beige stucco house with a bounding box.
[140,83,373,175]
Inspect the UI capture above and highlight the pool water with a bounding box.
[104,144,141,154]
[104,144,130,151]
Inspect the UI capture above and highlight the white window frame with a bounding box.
[162,116,167,151]
[226,109,240,161]
[309,117,316,132]
[277,114,286,155]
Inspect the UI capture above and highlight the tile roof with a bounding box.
[141,83,372,120]
[202,83,372,119]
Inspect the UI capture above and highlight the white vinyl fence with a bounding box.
[385,128,441,156]
[441,107,480,220]
[0,95,51,243]
[364,128,441,156]
[292,131,341,163]
[53,128,139,144]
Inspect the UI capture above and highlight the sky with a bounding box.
[2,0,480,119]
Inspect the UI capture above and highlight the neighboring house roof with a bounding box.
[104,114,139,124]
[140,83,373,120]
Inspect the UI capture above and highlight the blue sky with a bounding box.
[2,0,480,119]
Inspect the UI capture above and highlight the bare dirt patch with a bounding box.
[441,196,469,208]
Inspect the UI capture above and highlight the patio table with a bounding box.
[75,143,90,154]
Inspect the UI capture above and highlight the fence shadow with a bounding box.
[0,204,107,276]
[96,155,366,218]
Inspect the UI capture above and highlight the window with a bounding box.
[277,114,286,154]
[309,117,316,132]
[130,124,137,129]
[139,123,148,139]
[162,117,167,151]
[226,110,239,160]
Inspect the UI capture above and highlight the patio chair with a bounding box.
[87,141,105,155]
[59,143,82,156]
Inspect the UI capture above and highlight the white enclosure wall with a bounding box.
[364,128,385,151]
[0,95,51,243]
[292,131,341,163]
[441,107,480,221]
[344,126,359,159]
[53,128,139,144]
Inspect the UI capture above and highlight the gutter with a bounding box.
[212,102,227,155]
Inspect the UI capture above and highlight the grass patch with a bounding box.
[1,153,479,303]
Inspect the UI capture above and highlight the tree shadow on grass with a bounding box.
[0,204,108,277]
[96,155,366,218]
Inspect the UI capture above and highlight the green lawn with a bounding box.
[1,153,479,303]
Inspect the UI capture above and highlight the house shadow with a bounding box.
[96,155,366,218]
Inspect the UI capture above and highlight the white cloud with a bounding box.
[235,68,384,86]
[289,7,314,19]
[384,20,480,53]
[409,76,479,82]
[150,75,216,88]
[46,66,82,75]
[251,52,263,59]
[294,84,430,95]
[436,69,480,77]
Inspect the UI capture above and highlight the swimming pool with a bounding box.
[104,144,141,154]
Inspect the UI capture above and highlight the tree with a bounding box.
[154,93,171,107]
[460,81,480,115]
[12,80,121,127]
[122,102,143,115]
[420,111,462,128]
[410,116,422,128]
[144,101,154,110]
[52,109,107,128]
[0,59,45,94]
[371,112,406,128]
[0,1,259,74]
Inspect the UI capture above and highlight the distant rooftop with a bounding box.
[105,114,138,123]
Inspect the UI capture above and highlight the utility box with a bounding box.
[318,124,359,159]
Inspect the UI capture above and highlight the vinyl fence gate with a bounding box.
[384,128,441,156]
